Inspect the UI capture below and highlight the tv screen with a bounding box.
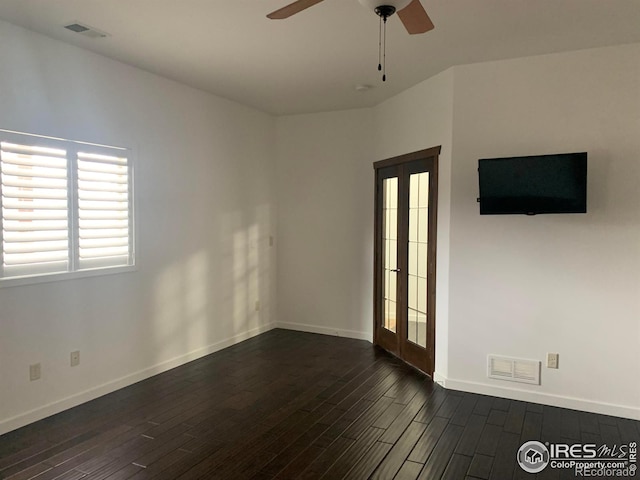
[478,152,587,215]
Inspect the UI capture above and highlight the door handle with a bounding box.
[390,268,401,273]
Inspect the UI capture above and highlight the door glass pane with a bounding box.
[408,274,417,311]
[408,308,419,344]
[382,177,398,333]
[409,209,418,242]
[408,242,418,276]
[416,311,427,348]
[388,271,397,303]
[417,243,428,278]
[417,277,427,313]
[407,172,429,347]
[387,240,397,271]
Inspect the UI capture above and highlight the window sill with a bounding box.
[0,264,137,289]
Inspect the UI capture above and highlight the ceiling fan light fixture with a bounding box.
[358,0,412,13]
[374,5,396,18]
[355,84,373,92]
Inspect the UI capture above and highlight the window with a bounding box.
[0,130,134,284]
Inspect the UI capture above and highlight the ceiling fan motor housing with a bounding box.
[374,5,396,18]
[358,0,413,13]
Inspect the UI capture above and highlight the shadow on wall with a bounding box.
[151,204,274,365]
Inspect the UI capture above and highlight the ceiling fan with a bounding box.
[267,0,434,35]
[266,0,434,81]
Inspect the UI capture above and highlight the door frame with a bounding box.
[373,146,440,376]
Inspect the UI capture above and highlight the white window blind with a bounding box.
[0,131,134,283]
[1,142,69,277]
[77,152,130,269]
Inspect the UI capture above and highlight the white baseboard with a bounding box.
[276,321,372,342]
[7,325,634,436]
[433,370,448,387]
[435,374,640,421]
[0,323,276,436]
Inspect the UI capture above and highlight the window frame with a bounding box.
[0,129,136,288]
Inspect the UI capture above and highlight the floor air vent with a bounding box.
[488,355,540,385]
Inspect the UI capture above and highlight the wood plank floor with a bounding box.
[1,329,638,480]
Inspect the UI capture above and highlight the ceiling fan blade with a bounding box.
[397,0,434,34]
[267,0,326,19]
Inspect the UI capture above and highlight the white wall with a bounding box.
[274,71,454,373]
[274,45,640,419]
[445,44,640,418]
[275,109,374,339]
[374,69,454,381]
[0,20,277,434]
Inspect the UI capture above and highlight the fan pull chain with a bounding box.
[382,16,387,82]
[374,6,394,82]
[377,16,388,82]
[378,16,383,73]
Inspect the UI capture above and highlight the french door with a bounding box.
[373,147,439,376]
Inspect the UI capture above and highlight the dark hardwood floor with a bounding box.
[1,329,638,480]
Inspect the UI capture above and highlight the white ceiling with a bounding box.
[1,0,639,115]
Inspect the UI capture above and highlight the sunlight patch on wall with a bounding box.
[153,251,210,361]
[185,251,209,350]
[233,223,261,334]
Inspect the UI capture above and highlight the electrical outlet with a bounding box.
[70,351,80,367]
[546,353,559,369]
[29,363,41,381]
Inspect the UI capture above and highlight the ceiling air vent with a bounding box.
[64,22,110,39]
[488,355,540,385]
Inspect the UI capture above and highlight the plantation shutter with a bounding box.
[0,142,70,277]
[1,131,134,283]
[77,151,131,269]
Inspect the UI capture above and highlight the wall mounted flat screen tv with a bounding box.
[478,152,587,215]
